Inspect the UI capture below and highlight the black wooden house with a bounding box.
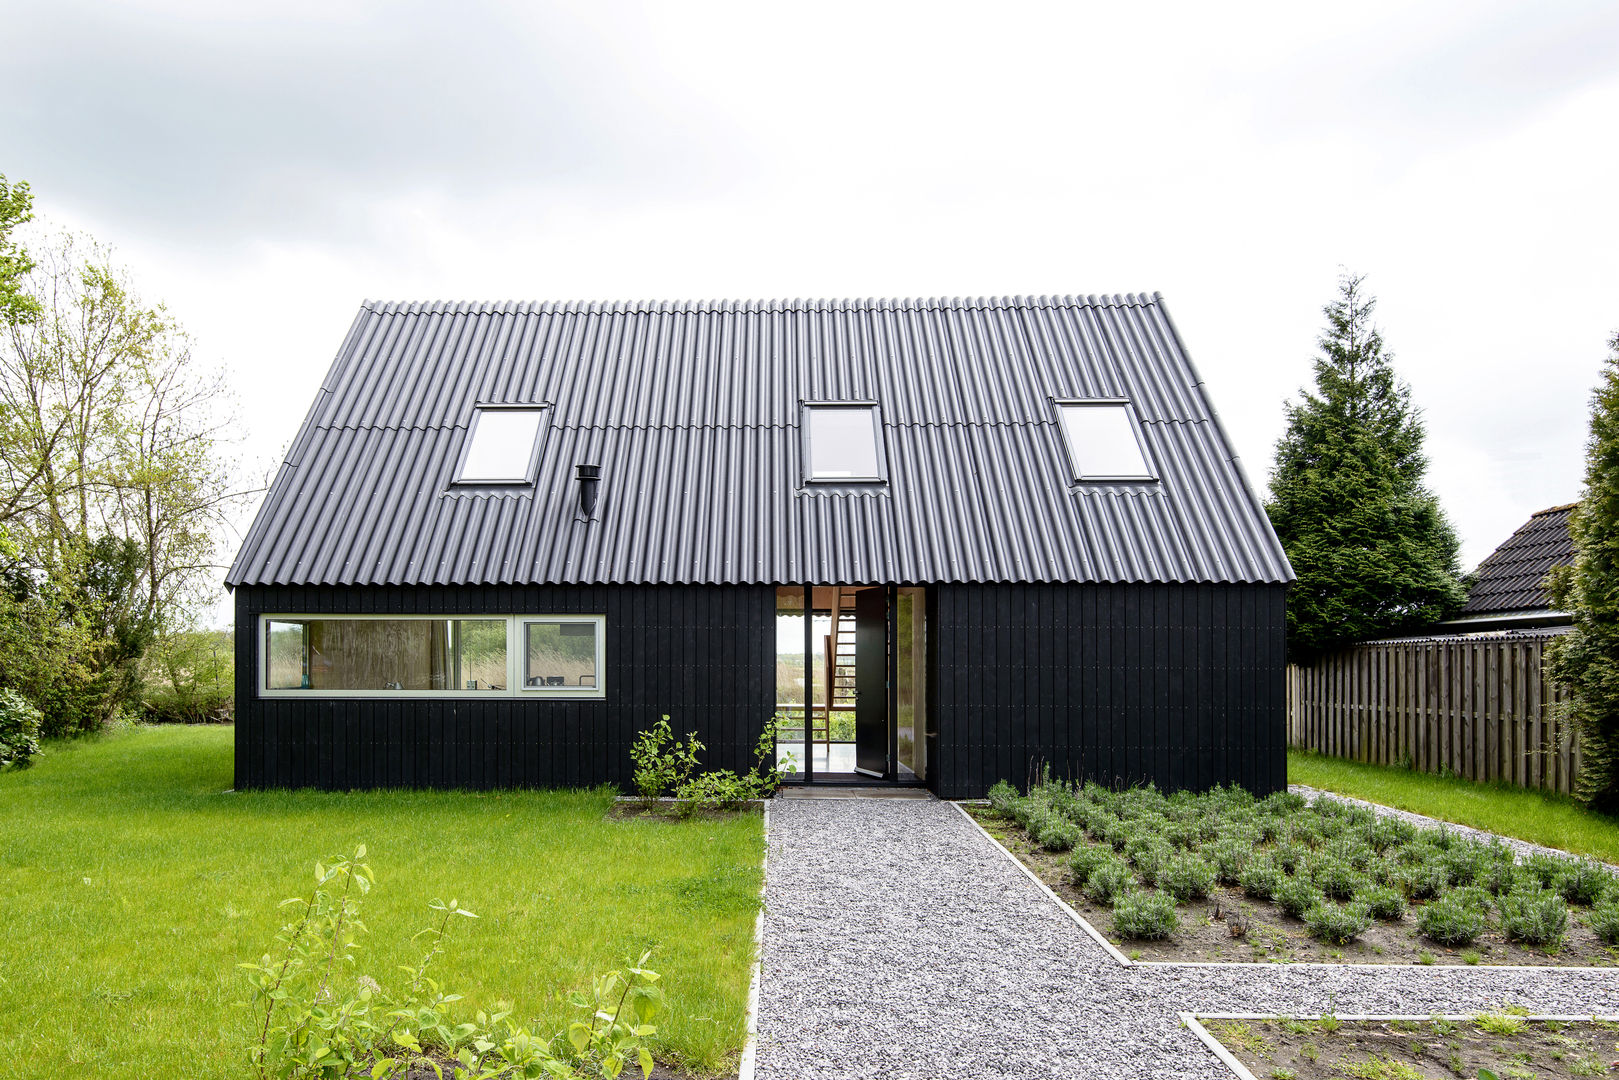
[225,295,1293,798]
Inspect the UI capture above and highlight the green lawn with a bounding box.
[1289,748,1619,864]
[0,726,763,1079]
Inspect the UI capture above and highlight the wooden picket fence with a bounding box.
[1286,631,1581,795]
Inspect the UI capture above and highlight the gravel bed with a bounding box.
[1291,783,1619,870]
[756,799,1619,1080]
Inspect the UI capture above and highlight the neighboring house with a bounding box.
[1439,504,1575,633]
[225,294,1294,798]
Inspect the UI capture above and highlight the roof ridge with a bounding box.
[358,294,1166,316]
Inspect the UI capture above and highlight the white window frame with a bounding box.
[452,404,548,485]
[258,613,606,700]
[801,401,887,484]
[1053,398,1158,482]
[517,616,607,698]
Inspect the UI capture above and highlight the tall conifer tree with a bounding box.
[1266,273,1466,655]
[1546,333,1619,809]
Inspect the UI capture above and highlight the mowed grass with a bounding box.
[1289,748,1619,864]
[0,726,763,1079]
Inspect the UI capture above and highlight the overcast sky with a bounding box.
[5,0,1619,614]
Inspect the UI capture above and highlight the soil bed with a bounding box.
[1201,1015,1619,1079]
[970,808,1619,967]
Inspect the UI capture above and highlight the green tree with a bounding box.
[1266,273,1466,655]
[0,174,38,328]
[1547,332,1619,810]
[0,228,244,732]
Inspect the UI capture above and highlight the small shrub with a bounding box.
[1310,857,1363,902]
[629,717,701,804]
[1365,817,1417,853]
[1240,859,1285,901]
[1416,895,1485,947]
[0,689,42,770]
[1272,842,1308,875]
[1288,817,1324,848]
[987,779,1020,816]
[1098,814,1134,851]
[1396,860,1449,901]
[1037,814,1081,852]
[1481,851,1521,896]
[1068,844,1112,886]
[1587,899,1619,945]
[1557,859,1616,906]
[1497,887,1568,947]
[1304,900,1372,945]
[675,770,757,814]
[1156,854,1216,902]
[1521,852,1567,889]
[1357,885,1407,921]
[1208,839,1250,885]
[1086,859,1136,906]
[1275,877,1324,920]
[1449,885,1493,914]
[1129,839,1175,886]
[1111,889,1180,940]
[1261,790,1307,815]
[1440,842,1490,887]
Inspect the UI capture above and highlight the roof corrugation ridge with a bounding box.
[362,294,1166,317]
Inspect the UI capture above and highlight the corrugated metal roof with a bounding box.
[1462,504,1576,615]
[226,294,1294,587]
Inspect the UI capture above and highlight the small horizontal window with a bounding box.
[804,403,885,482]
[457,407,545,484]
[261,614,605,699]
[1057,401,1155,481]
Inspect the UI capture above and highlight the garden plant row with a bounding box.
[984,777,1619,965]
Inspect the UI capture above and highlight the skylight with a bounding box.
[1057,402,1155,481]
[804,403,884,482]
[457,407,545,484]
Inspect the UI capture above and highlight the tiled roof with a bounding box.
[226,295,1293,587]
[1462,504,1576,615]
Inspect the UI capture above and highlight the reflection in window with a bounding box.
[264,618,508,691]
[524,620,599,689]
[1057,402,1155,480]
[804,404,884,481]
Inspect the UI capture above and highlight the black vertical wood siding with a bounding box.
[234,584,775,790]
[929,583,1287,800]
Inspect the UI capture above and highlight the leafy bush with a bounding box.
[1396,860,1450,901]
[1439,842,1490,887]
[987,780,1020,816]
[1208,839,1250,885]
[1110,889,1179,940]
[1156,854,1216,902]
[1239,859,1285,901]
[1480,850,1521,896]
[1588,899,1619,945]
[1310,857,1363,902]
[1068,844,1112,887]
[1086,859,1137,906]
[240,847,661,1080]
[1261,790,1307,815]
[1037,814,1081,853]
[673,718,786,814]
[1416,895,1486,946]
[1497,888,1569,946]
[629,717,701,804]
[1365,817,1417,852]
[1304,900,1372,945]
[0,688,43,769]
[1275,877,1324,920]
[1556,859,1616,906]
[1357,885,1407,921]
[1521,852,1567,889]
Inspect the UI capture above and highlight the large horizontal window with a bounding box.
[261,615,605,699]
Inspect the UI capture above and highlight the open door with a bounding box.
[853,587,888,777]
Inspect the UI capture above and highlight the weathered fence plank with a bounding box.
[1287,632,1573,795]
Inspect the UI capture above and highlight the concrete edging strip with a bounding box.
[737,800,767,1080]
[951,801,1618,974]
[1183,1012,1619,1079]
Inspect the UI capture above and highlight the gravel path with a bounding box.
[755,798,1619,1080]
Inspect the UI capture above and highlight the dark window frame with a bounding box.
[801,401,888,485]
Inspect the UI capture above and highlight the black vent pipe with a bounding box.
[576,463,601,518]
